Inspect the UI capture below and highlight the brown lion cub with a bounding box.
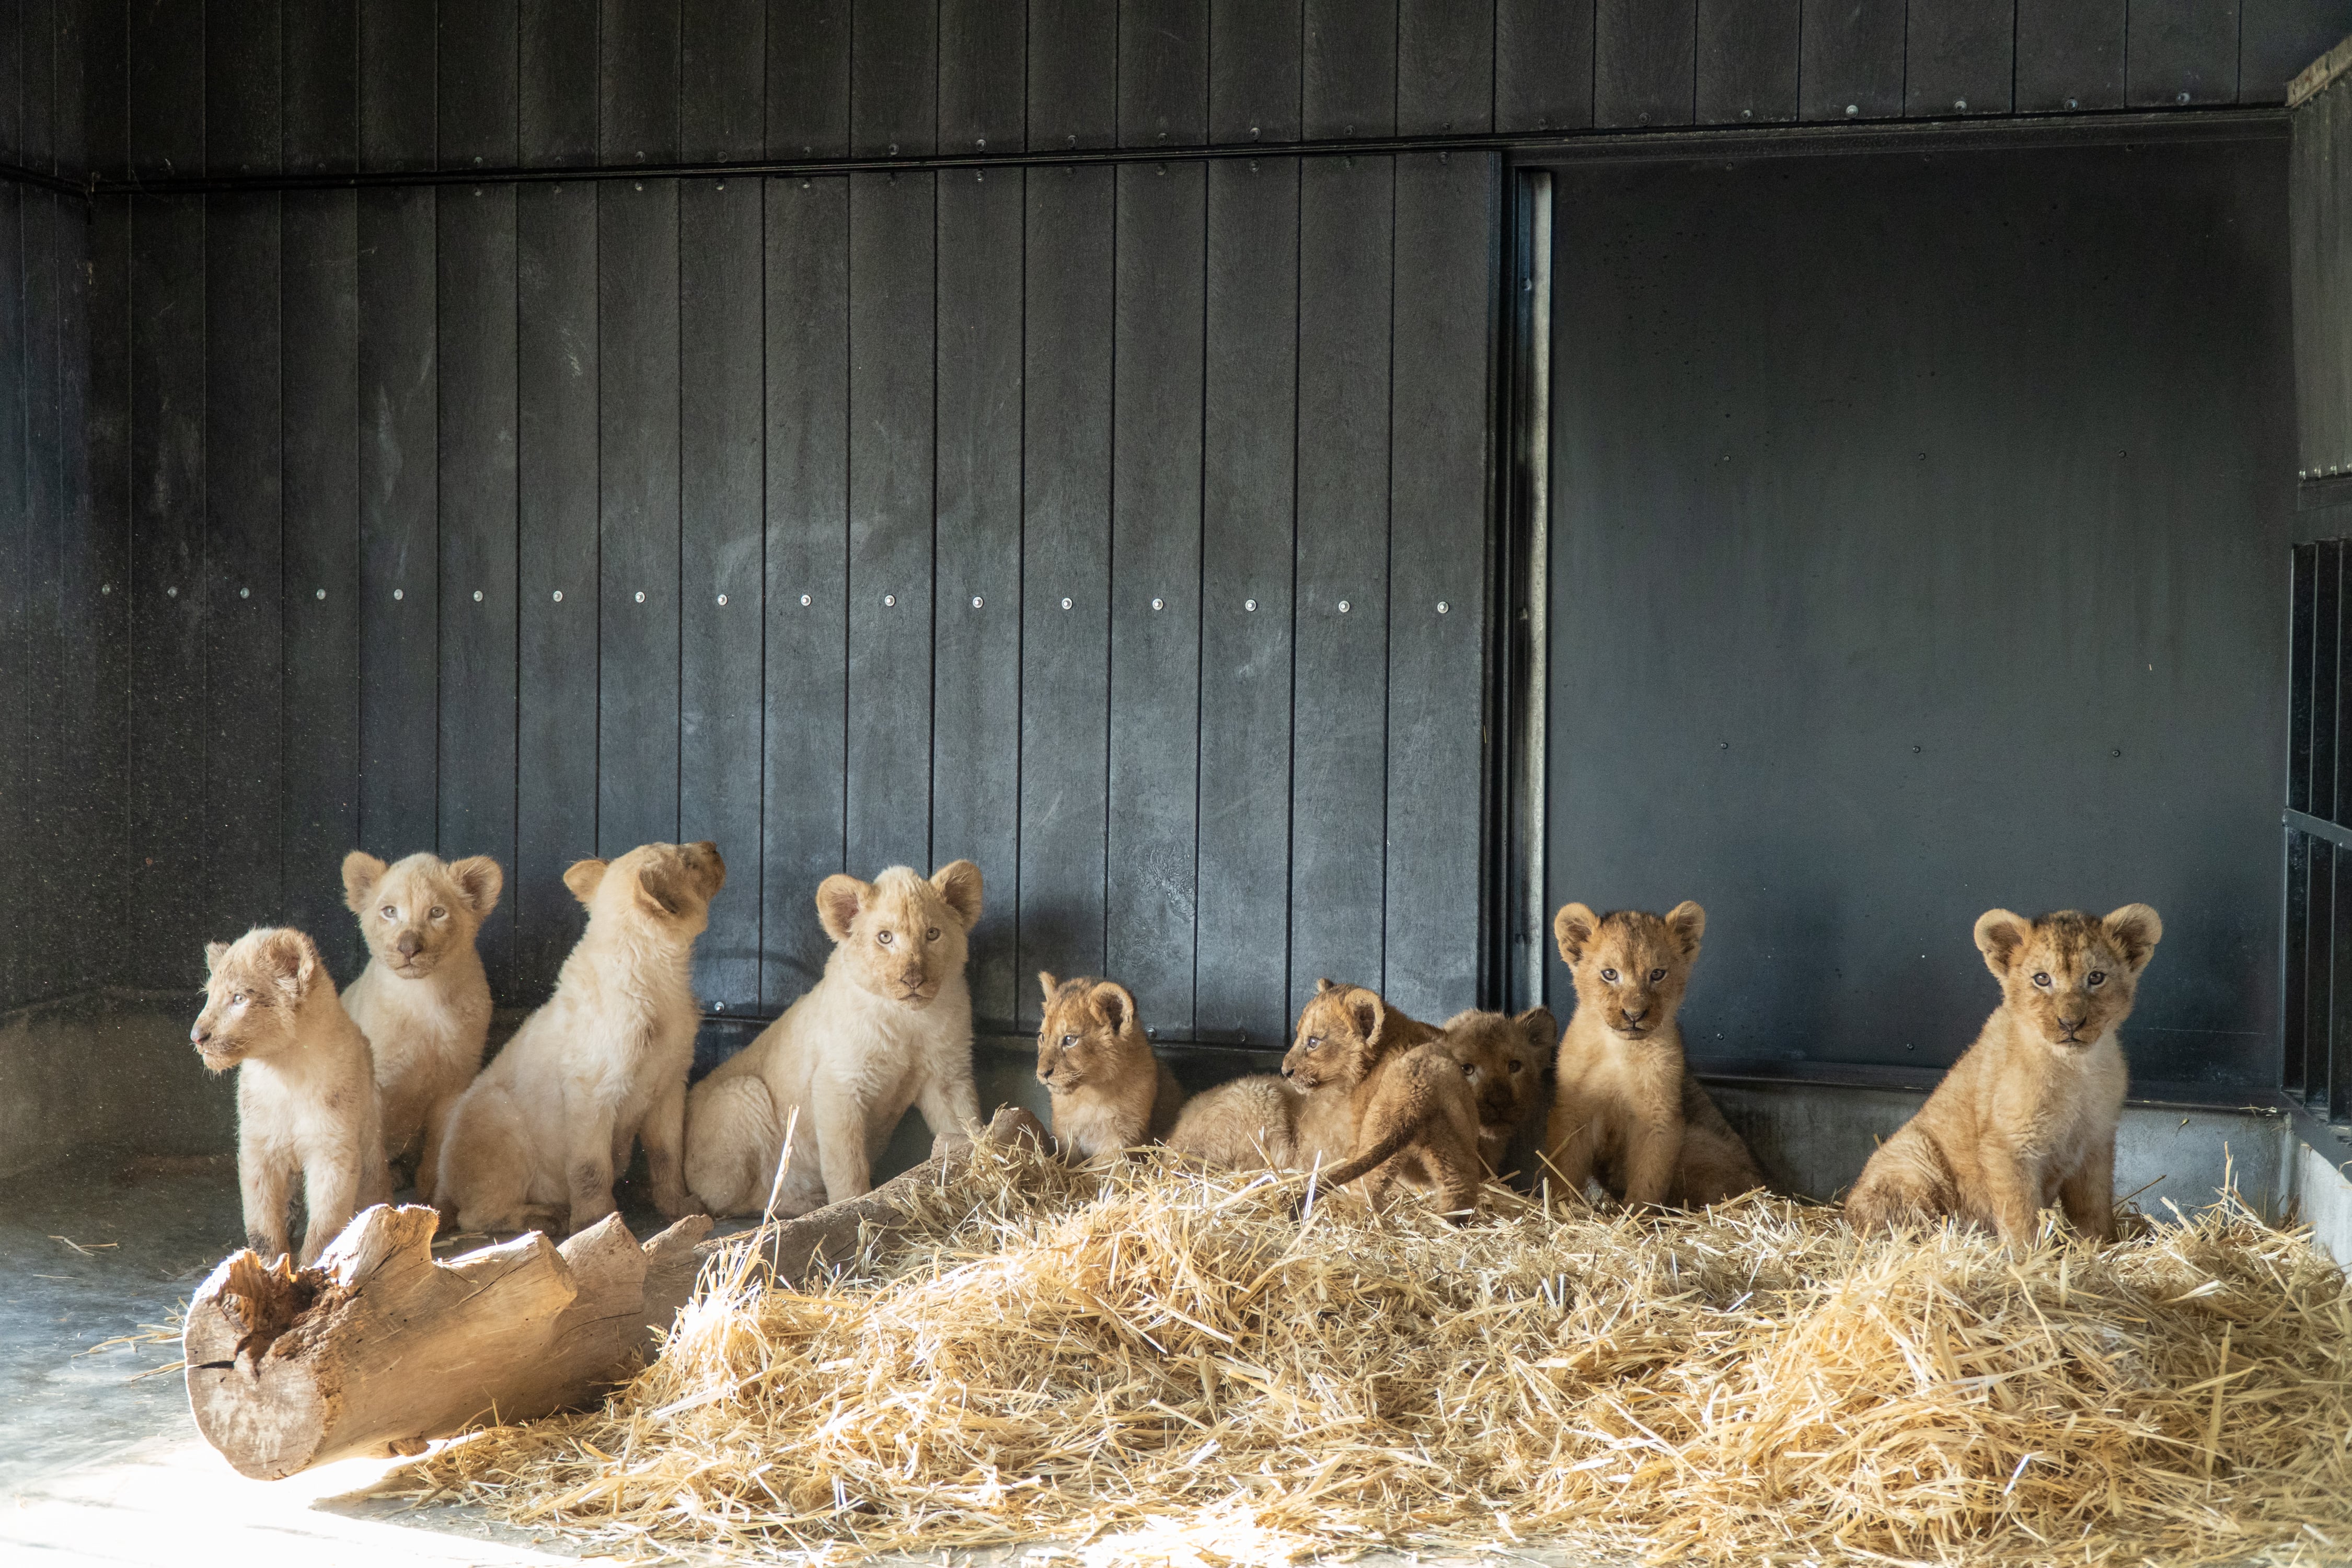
[1440,1007,1556,1178]
[1283,980,1486,1218]
[1163,1072,1305,1169]
[1035,973,1187,1159]
[1847,905,2161,1249]
[193,928,391,1265]
[1544,902,1763,1208]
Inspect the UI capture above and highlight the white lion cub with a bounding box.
[686,860,984,1217]
[436,840,725,1236]
[192,927,391,1265]
[340,849,502,1202]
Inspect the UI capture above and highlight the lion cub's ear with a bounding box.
[204,940,230,973]
[931,859,983,929]
[635,864,686,919]
[2102,904,2163,973]
[1973,908,2033,979]
[341,850,387,914]
[260,929,320,1001]
[449,855,504,917]
[1515,1005,1559,1050]
[1037,970,1060,1007]
[1346,989,1385,1045]
[1553,903,1600,965]
[563,858,609,908]
[1664,901,1706,960]
[816,873,871,943]
[687,840,728,896]
[1315,976,1340,994]
[1089,980,1135,1034]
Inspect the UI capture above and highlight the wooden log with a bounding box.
[183,1205,712,1480]
[182,1104,1051,1479]
[758,1104,1050,1286]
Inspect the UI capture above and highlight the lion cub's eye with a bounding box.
[1059,1034,1077,1048]
[926,927,941,941]
[1648,967,1666,982]
[2031,972,2051,988]
[1506,1059,1523,1074]
[877,930,894,946]
[380,905,398,920]
[2086,970,2107,987]
[1305,1035,1322,1052]
[429,906,447,920]
[230,991,246,1005]
[1600,968,1619,983]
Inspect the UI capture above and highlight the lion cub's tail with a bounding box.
[1309,1121,1420,1195]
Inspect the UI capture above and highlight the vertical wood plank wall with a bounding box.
[11,0,2352,1031]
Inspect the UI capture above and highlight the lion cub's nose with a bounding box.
[190,1025,210,1046]
[2057,1013,2084,1033]
[1620,1005,1647,1024]
[396,931,422,958]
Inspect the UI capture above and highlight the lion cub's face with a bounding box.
[1553,901,1705,1040]
[1035,973,1146,1092]
[343,850,502,980]
[564,840,727,940]
[1975,904,2162,1051]
[1442,1007,1555,1132]
[1281,979,1394,1092]
[192,927,326,1071]
[818,860,983,1008]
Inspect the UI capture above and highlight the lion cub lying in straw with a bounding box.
[1847,904,2161,1248]
[1545,900,1764,1207]
[340,848,502,1203]
[437,840,725,1236]
[686,860,984,1217]
[1034,973,1186,1159]
[1281,979,1488,1218]
[192,927,390,1265]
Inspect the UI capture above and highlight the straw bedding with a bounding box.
[411,1143,2352,1566]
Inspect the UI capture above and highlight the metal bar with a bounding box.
[2287,806,2352,849]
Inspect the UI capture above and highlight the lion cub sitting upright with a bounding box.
[193,928,391,1265]
[1440,1006,1556,1179]
[1283,980,1487,1218]
[1545,901,1763,1208]
[1847,905,2161,1248]
[436,841,725,1236]
[685,861,985,1217]
[1035,973,1187,1159]
[340,849,502,1202]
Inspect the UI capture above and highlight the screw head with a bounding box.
[1245,598,1256,612]
[800,593,812,607]
[1151,597,1164,610]
[472,589,483,602]
[716,593,728,606]
[167,585,178,598]
[1338,599,1351,613]
[635,590,646,604]
[887,142,898,156]
[314,587,324,599]
[976,137,986,149]
[1718,740,1728,750]
[2065,97,2079,110]
[1741,109,1752,120]
[101,583,111,594]
[2109,747,2122,758]
[391,588,402,601]
[972,595,983,608]
[239,586,250,599]
[552,590,563,602]
[884,593,896,607]
[1846,104,1859,116]
[1436,601,1449,614]
[1061,597,1073,610]
[2176,91,2190,105]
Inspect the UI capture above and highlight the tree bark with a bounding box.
[182,1104,1051,1479]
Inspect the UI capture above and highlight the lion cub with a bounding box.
[1544,902,1763,1208]
[340,849,502,1201]
[193,928,391,1265]
[1035,973,1187,1159]
[1283,981,1486,1218]
[685,861,984,1218]
[1163,1071,1306,1169]
[1847,905,2161,1248]
[1440,1006,1556,1178]
[436,840,724,1236]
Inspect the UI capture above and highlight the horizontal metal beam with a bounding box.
[34,106,2286,200]
[2287,806,2352,850]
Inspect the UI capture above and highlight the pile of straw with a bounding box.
[413,1144,2352,1565]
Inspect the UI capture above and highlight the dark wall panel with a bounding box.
[1303,0,1397,139]
[1800,0,1907,122]
[1547,141,2296,1085]
[940,0,1024,152]
[360,0,436,170]
[206,0,281,176]
[2246,2,2352,105]
[684,0,766,159]
[1596,0,1695,129]
[852,0,936,156]
[1106,158,1205,1036]
[1029,0,1116,151]
[523,0,598,166]
[1290,154,1392,1016]
[1120,0,1207,147]
[1210,0,1301,143]
[2017,1,2126,112]
[601,0,681,163]
[1399,0,1493,135]
[1018,164,1115,1029]
[1698,0,1799,125]
[284,0,358,172]
[932,166,1024,1031]
[0,188,25,1006]
[441,0,521,169]
[1496,0,1595,132]
[2127,1,2243,108]
[1906,0,2017,117]
[766,0,848,158]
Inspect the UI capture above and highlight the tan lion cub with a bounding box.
[685,861,984,1218]
[1440,1006,1556,1178]
[1847,905,2161,1248]
[340,849,502,1201]
[436,840,724,1236]
[1544,902,1764,1208]
[193,928,391,1265]
[1283,980,1486,1218]
[1163,1071,1305,1169]
[1035,973,1187,1159]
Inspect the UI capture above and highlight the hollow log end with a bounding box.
[983,1105,1048,1151]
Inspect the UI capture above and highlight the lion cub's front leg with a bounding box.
[564,1110,622,1234]
[639,1074,702,1219]
[1620,1114,1682,1209]
[811,1076,874,1206]
[2057,1140,2116,1243]
[240,1141,293,1261]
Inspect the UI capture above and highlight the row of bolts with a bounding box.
[103,584,1453,614]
